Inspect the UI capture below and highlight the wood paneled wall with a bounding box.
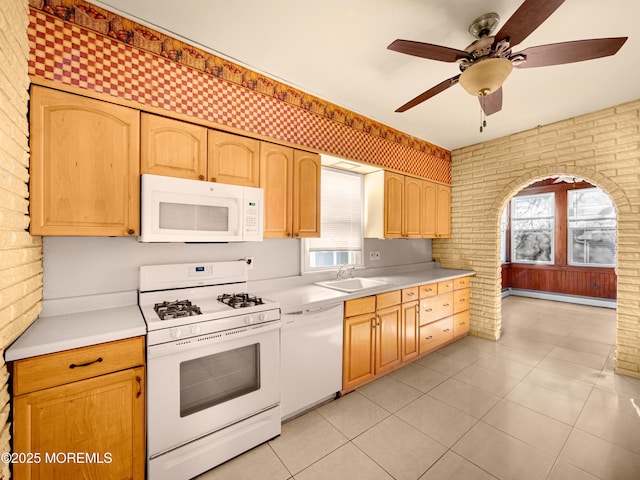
[503,264,617,299]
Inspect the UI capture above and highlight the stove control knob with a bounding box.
[170,328,183,339]
[258,313,267,322]
[190,325,201,335]
[244,315,253,325]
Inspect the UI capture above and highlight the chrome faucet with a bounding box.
[336,265,355,280]
[336,264,348,280]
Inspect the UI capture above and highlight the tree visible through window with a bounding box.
[511,193,555,264]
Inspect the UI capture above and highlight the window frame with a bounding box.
[510,192,555,265]
[301,167,364,274]
[567,188,617,268]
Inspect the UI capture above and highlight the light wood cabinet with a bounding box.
[141,113,207,180]
[437,184,451,238]
[375,303,402,376]
[343,277,472,390]
[422,180,451,238]
[208,130,260,186]
[12,337,145,480]
[404,176,422,238]
[401,287,420,362]
[260,144,321,238]
[30,86,140,236]
[418,276,471,354]
[365,171,450,239]
[292,150,321,237]
[343,311,376,391]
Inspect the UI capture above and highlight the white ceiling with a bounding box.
[92,0,640,151]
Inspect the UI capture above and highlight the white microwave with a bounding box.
[140,174,263,242]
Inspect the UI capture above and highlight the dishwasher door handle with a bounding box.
[286,304,343,316]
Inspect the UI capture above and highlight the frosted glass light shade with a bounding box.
[459,58,513,96]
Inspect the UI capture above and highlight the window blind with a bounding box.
[307,168,363,252]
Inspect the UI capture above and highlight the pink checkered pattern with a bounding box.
[28,9,450,184]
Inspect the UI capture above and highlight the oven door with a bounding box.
[147,320,280,457]
[140,174,243,242]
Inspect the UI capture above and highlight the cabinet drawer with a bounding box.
[454,276,470,290]
[453,288,470,314]
[344,296,376,317]
[437,280,453,293]
[419,283,437,298]
[402,287,419,303]
[419,317,453,353]
[376,290,401,309]
[454,310,470,337]
[13,336,145,395]
[419,292,454,326]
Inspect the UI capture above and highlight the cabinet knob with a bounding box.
[199,175,205,180]
[425,335,433,340]
[443,303,450,307]
[287,232,292,237]
[127,229,135,235]
[210,177,216,182]
[295,232,300,238]
[443,328,450,333]
[371,317,376,328]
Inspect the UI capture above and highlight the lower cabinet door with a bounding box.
[454,310,470,337]
[419,317,454,354]
[375,305,402,376]
[343,313,376,391]
[13,367,145,480]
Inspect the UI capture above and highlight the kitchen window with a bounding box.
[511,192,555,264]
[568,188,616,267]
[302,167,363,272]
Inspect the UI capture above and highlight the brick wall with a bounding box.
[432,101,640,378]
[0,0,42,476]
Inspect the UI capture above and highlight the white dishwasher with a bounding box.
[280,302,344,420]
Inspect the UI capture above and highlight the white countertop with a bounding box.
[5,291,146,362]
[252,264,475,314]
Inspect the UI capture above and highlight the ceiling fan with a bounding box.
[388,0,628,118]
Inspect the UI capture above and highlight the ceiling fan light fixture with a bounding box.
[459,58,513,97]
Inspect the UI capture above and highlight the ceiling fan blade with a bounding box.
[388,39,470,62]
[495,0,566,48]
[515,37,628,68]
[395,75,461,113]
[479,88,503,116]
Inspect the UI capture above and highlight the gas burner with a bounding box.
[154,299,202,320]
[218,293,265,309]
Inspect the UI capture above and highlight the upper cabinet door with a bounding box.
[383,172,404,238]
[292,151,321,238]
[208,131,260,187]
[141,113,207,180]
[421,180,437,238]
[260,143,293,238]
[437,184,451,238]
[29,86,140,236]
[403,176,422,238]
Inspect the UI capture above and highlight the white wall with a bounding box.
[43,237,431,299]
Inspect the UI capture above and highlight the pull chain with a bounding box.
[479,96,487,133]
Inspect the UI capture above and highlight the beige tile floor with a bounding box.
[197,296,640,480]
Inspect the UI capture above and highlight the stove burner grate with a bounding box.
[154,299,202,320]
[218,293,265,309]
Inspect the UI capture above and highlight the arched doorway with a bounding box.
[500,176,617,306]
[490,167,629,371]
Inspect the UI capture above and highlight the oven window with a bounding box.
[160,202,229,232]
[179,344,260,417]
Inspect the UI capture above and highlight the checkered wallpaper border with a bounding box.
[28,8,451,184]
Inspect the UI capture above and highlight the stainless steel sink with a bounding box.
[315,277,387,293]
